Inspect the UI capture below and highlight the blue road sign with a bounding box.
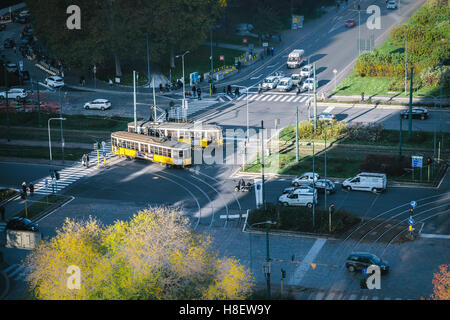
[103,151,106,157]
[408,218,414,225]
[410,201,417,208]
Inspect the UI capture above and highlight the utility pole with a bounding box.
[59,88,64,163]
[210,27,214,96]
[312,141,315,228]
[133,70,137,132]
[261,120,265,209]
[296,104,299,162]
[399,115,403,158]
[265,222,271,299]
[404,34,407,96]
[3,65,10,141]
[146,34,151,88]
[152,76,156,121]
[313,62,317,132]
[324,126,328,210]
[408,67,413,140]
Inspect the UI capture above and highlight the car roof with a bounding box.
[279,77,291,81]
[348,252,378,258]
[265,76,277,80]
[93,99,108,102]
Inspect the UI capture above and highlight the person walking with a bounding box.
[82,153,86,167]
[86,154,90,168]
[21,181,27,195]
[192,85,196,98]
[109,79,113,87]
[227,85,232,95]
[29,182,34,196]
[197,87,201,100]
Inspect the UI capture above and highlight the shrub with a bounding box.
[360,154,410,177]
[346,123,384,143]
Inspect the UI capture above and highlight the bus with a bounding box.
[127,121,223,148]
[111,131,191,168]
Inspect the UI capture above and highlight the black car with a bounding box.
[6,217,39,232]
[400,107,429,120]
[345,252,389,273]
[3,38,15,49]
[314,179,337,195]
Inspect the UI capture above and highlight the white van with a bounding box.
[287,49,305,69]
[342,172,387,193]
[278,188,318,208]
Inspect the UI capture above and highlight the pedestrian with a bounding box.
[234,87,240,96]
[29,182,34,196]
[0,205,5,221]
[109,79,113,87]
[271,47,274,56]
[361,92,365,102]
[86,154,89,168]
[212,85,217,94]
[82,76,85,86]
[192,85,196,97]
[197,87,201,100]
[258,83,262,94]
[237,60,241,71]
[82,153,86,167]
[159,83,163,93]
[227,85,232,95]
[22,181,27,195]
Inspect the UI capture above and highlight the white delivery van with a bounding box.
[287,49,305,69]
[278,188,318,208]
[342,172,387,193]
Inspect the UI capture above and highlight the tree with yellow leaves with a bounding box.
[25,207,254,300]
[430,264,449,300]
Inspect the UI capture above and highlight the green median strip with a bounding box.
[16,194,69,221]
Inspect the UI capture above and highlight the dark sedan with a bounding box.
[400,107,429,120]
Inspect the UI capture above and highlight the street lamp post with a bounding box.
[404,34,407,96]
[48,117,66,163]
[247,220,277,299]
[324,123,330,209]
[176,51,190,119]
[307,141,316,228]
[234,84,250,164]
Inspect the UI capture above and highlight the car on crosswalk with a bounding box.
[262,76,279,90]
[84,99,111,110]
[277,77,293,91]
[302,77,318,91]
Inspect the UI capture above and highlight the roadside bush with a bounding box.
[248,203,360,235]
[360,154,410,177]
[280,120,347,142]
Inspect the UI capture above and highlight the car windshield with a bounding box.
[292,75,299,80]
[302,67,310,72]
[347,20,353,23]
[264,78,273,83]
[371,256,381,264]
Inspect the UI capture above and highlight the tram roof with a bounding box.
[111,131,190,149]
[128,121,221,131]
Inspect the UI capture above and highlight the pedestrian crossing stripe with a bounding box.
[2,264,29,281]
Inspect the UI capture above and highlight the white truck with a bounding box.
[342,172,387,193]
[278,188,318,208]
[287,49,305,69]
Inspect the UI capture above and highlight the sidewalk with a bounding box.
[328,94,450,106]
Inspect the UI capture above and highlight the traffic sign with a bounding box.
[103,151,106,157]
[408,218,414,225]
[410,201,417,208]
[219,55,224,61]
[411,156,423,168]
[243,38,247,44]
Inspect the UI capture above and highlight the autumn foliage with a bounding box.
[431,264,449,300]
[24,207,254,300]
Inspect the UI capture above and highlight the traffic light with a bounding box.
[426,157,432,165]
[409,207,414,216]
[281,269,286,279]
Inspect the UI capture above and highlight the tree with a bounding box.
[430,264,450,300]
[252,7,283,44]
[24,207,254,300]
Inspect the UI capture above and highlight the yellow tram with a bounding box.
[127,121,223,148]
[111,131,191,167]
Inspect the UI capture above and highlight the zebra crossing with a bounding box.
[32,142,115,196]
[306,290,407,300]
[219,93,312,104]
[2,264,29,281]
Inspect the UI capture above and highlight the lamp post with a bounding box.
[247,220,277,299]
[234,84,250,164]
[48,117,66,163]
[404,33,407,96]
[307,141,316,228]
[176,51,190,116]
[324,122,330,209]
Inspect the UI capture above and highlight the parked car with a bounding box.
[292,172,320,187]
[317,112,336,121]
[345,252,389,273]
[345,19,356,28]
[278,188,318,208]
[302,77,318,91]
[6,217,39,232]
[5,63,17,73]
[277,77,293,91]
[400,107,428,120]
[3,38,15,48]
[45,76,65,88]
[314,179,336,195]
[291,73,302,86]
[300,64,313,78]
[84,99,111,110]
[0,88,28,101]
[342,172,387,193]
[386,1,397,9]
[262,76,279,90]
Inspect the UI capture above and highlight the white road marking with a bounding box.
[272,95,283,102]
[288,238,327,286]
[260,95,271,101]
[280,96,290,102]
[420,233,450,240]
[323,106,335,113]
[250,74,263,80]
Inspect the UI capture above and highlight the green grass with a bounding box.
[0,145,90,161]
[16,194,67,220]
[0,113,132,131]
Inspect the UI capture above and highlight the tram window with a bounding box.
[144,144,148,153]
[179,150,183,157]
